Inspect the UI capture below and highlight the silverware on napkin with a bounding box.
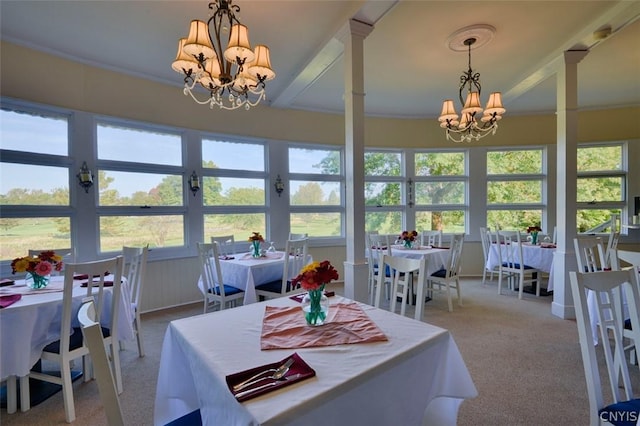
[232,358,294,391]
[234,373,303,400]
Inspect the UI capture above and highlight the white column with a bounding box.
[551,50,588,319]
[342,19,373,303]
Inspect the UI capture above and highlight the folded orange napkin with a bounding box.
[0,294,22,308]
[261,302,388,350]
[226,352,315,402]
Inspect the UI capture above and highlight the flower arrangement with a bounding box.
[527,226,542,233]
[248,232,265,242]
[248,232,265,258]
[399,230,418,242]
[291,260,339,291]
[292,260,339,326]
[11,250,64,276]
[11,250,64,289]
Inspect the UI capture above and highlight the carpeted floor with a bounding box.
[1,277,636,425]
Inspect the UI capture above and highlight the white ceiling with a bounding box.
[1,0,639,119]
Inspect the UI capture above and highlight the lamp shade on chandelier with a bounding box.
[172,0,275,111]
[438,33,505,143]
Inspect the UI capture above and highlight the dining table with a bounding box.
[486,242,557,294]
[0,274,134,413]
[197,251,311,305]
[154,294,477,426]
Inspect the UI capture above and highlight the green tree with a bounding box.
[291,182,324,205]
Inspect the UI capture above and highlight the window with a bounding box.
[364,150,403,234]
[203,138,268,242]
[96,121,185,252]
[486,148,544,230]
[288,146,343,237]
[414,151,467,233]
[576,143,625,233]
[0,107,72,260]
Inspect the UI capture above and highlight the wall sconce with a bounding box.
[76,161,94,193]
[274,174,284,197]
[189,171,200,196]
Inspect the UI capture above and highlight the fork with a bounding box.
[233,358,294,392]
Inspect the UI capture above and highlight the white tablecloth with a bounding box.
[0,275,134,380]
[198,252,310,305]
[154,295,477,426]
[486,243,556,291]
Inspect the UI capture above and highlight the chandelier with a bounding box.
[438,36,505,143]
[172,0,275,111]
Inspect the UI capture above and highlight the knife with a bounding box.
[234,373,303,400]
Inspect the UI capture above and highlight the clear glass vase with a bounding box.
[404,240,413,249]
[25,272,50,290]
[251,240,261,258]
[301,285,329,326]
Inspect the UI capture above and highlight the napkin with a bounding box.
[0,278,15,287]
[0,294,22,308]
[219,255,235,260]
[74,272,110,280]
[540,243,557,249]
[81,281,114,288]
[225,352,315,402]
[261,302,388,350]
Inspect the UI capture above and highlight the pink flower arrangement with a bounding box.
[11,250,64,277]
[291,260,339,291]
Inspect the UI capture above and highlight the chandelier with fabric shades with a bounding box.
[438,25,505,143]
[172,0,275,111]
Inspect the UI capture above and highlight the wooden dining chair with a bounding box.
[419,230,443,247]
[427,233,465,312]
[374,254,426,320]
[197,242,244,313]
[367,233,392,305]
[29,256,124,423]
[611,249,640,366]
[255,237,309,300]
[210,235,236,257]
[77,299,124,426]
[495,230,540,299]
[480,227,498,285]
[573,235,607,272]
[121,245,148,357]
[569,269,640,426]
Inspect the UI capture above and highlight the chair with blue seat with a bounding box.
[574,235,607,272]
[197,242,244,313]
[29,256,124,423]
[255,237,309,300]
[496,230,540,298]
[367,233,392,305]
[210,235,236,257]
[121,245,148,357]
[570,269,640,426]
[427,233,465,312]
[420,229,443,247]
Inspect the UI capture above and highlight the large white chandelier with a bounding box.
[172,0,275,111]
[438,32,505,143]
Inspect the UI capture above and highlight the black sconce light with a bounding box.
[76,161,94,193]
[189,171,200,196]
[274,174,284,197]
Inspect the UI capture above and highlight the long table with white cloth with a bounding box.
[486,242,556,292]
[154,294,477,425]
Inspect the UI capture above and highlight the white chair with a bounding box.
[29,256,124,423]
[427,233,465,312]
[210,235,236,257]
[420,230,443,247]
[289,232,308,240]
[496,230,540,299]
[374,254,426,320]
[121,245,148,357]
[77,299,124,426]
[197,242,244,313]
[367,233,392,305]
[255,238,309,300]
[480,227,498,285]
[611,249,640,365]
[603,231,621,270]
[574,235,607,272]
[569,269,640,426]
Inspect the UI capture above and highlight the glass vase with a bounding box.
[25,272,50,290]
[404,240,413,249]
[251,240,261,258]
[531,232,538,245]
[301,285,329,326]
